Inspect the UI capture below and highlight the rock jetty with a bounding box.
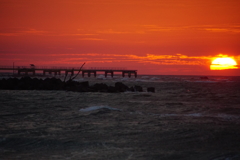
[0,77,155,93]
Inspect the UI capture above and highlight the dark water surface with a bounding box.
[1,76,240,160]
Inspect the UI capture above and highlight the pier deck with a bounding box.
[0,66,137,78]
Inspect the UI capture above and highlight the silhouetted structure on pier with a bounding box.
[0,66,137,78]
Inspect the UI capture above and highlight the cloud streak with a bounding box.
[1,24,239,41]
[0,28,47,36]
[77,38,105,41]
[142,24,240,33]
[46,53,212,66]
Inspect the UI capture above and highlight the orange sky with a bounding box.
[1,0,240,75]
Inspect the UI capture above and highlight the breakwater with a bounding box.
[0,77,155,92]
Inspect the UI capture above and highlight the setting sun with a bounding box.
[210,57,238,70]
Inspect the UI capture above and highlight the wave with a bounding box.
[79,106,121,112]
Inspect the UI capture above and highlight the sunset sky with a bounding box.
[1,0,240,75]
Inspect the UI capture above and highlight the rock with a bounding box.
[5,78,19,89]
[107,86,118,93]
[42,78,53,90]
[129,86,135,92]
[134,85,143,92]
[18,76,34,90]
[147,87,155,93]
[115,82,129,92]
[79,81,89,88]
[65,79,79,87]
[66,81,94,92]
[73,81,90,92]
[50,77,64,90]
[93,83,109,92]
[0,78,7,89]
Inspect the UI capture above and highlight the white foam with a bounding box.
[158,113,177,117]
[141,76,149,79]
[185,80,217,83]
[184,113,202,117]
[73,78,85,81]
[96,75,106,80]
[216,114,240,120]
[150,77,160,81]
[113,75,120,78]
[79,106,121,112]
[121,77,129,81]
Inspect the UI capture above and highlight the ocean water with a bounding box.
[1,75,240,160]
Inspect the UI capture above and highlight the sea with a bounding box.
[1,74,240,160]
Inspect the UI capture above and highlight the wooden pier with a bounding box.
[0,66,137,78]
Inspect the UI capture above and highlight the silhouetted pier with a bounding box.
[0,66,137,78]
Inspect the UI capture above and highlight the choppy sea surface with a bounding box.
[1,75,240,160]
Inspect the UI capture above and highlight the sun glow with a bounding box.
[210,56,238,70]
